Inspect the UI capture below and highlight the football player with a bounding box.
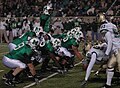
[52,29,84,67]
[40,1,52,33]
[35,33,61,72]
[2,38,40,86]
[97,13,120,88]
[81,43,108,86]
[8,26,41,51]
[51,38,73,72]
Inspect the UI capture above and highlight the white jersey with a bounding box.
[100,22,118,33]
[84,43,107,81]
[86,47,106,63]
[55,47,72,58]
[99,22,120,55]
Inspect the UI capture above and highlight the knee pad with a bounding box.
[107,67,114,72]
[19,63,26,69]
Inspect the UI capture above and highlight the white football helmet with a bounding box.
[71,28,77,34]
[52,38,61,48]
[28,37,40,49]
[75,27,81,32]
[43,4,52,15]
[74,31,84,41]
[33,26,41,36]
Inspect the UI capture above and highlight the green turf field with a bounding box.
[0,43,120,88]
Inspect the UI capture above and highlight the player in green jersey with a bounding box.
[40,1,52,33]
[53,29,84,65]
[2,37,40,86]
[8,26,42,51]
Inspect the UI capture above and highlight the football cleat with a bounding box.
[13,77,23,84]
[101,84,111,88]
[4,80,15,87]
[81,80,87,87]
[2,74,7,80]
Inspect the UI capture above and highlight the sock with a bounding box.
[7,70,14,74]
[8,72,14,80]
[106,68,114,86]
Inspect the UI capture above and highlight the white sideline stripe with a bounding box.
[23,61,82,88]
[0,70,4,72]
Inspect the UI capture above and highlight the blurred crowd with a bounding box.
[0,17,40,43]
[0,0,120,17]
[0,16,120,45]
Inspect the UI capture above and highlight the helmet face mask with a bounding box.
[74,31,84,42]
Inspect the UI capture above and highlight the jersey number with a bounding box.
[14,42,25,50]
[63,37,68,42]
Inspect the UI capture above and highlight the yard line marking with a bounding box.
[0,70,4,72]
[74,61,82,66]
[23,73,58,88]
[23,61,82,88]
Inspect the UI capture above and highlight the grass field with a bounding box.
[0,43,120,88]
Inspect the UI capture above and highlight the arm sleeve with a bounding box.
[105,32,112,55]
[85,53,97,81]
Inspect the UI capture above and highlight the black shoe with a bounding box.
[13,77,23,84]
[101,84,111,88]
[81,80,87,87]
[4,80,15,87]
[57,69,64,74]
[2,74,7,80]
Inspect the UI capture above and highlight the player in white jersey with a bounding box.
[81,43,108,86]
[97,13,120,88]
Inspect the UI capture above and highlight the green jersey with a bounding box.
[5,42,33,63]
[45,40,54,53]
[40,14,51,33]
[61,35,79,48]
[53,33,78,48]
[12,31,35,45]
[74,20,81,27]
[52,33,67,39]
[39,40,54,53]
[11,21,17,29]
